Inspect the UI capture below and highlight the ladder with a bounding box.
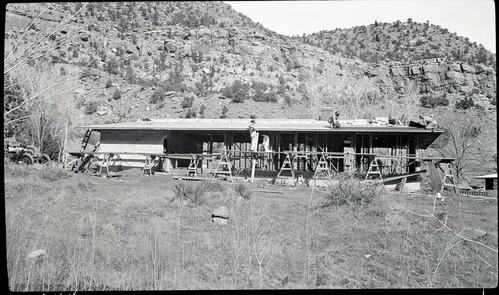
[213,151,233,182]
[440,163,457,193]
[275,153,295,184]
[98,153,115,175]
[314,153,331,180]
[365,159,383,181]
[74,138,100,173]
[81,129,92,151]
[143,155,156,175]
[187,154,200,177]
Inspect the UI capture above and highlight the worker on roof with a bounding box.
[328,111,341,128]
[248,119,259,152]
[419,114,437,130]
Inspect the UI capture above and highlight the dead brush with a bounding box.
[319,175,383,209]
[171,180,227,205]
[233,182,252,200]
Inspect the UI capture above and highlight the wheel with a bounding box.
[21,154,34,165]
[39,154,51,164]
[25,145,40,156]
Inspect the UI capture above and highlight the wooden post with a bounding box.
[251,158,256,183]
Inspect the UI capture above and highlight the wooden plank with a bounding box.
[253,190,284,194]
[173,176,204,181]
[382,170,427,182]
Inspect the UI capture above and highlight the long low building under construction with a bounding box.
[73,118,452,188]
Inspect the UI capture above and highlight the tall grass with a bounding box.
[5,166,497,290]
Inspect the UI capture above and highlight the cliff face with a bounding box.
[4,1,496,112]
[364,59,496,95]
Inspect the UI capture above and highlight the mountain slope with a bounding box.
[298,19,496,69]
[3,2,497,182]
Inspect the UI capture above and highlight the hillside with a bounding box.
[3,1,497,183]
[298,19,496,69]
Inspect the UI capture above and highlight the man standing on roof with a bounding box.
[328,111,341,128]
[249,118,259,152]
[248,118,259,181]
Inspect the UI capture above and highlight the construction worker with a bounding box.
[419,114,437,130]
[328,111,341,128]
[248,119,259,160]
[261,134,272,170]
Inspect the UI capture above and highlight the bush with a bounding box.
[79,68,100,80]
[455,97,475,109]
[171,180,225,205]
[112,89,121,100]
[150,87,166,104]
[84,101,98,114]
[105,58,120,75]
[181,96,194,109]
[105,79,113,88]
[319,176,383,209]
[233,182,252,200]
[221,80,250,103]
[420,95,449,108]
[220,105,229,118]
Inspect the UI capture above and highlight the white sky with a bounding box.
[225,0,496,53]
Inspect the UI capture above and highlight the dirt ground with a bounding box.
[4,164,498,290]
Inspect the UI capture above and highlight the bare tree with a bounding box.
[304,72,419,122]
[430,116,482,180]
[4,3,89,159]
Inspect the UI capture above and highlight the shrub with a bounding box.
[105,79,113,88]
[181,96,194,109]
[150,87,165,104]
[220,105,229,118]
[455,97,475,110]
[199,104,206,117]
[319,176,383,209]
[79,68,100,80]
[84,101,98,114]
[420,95,449,108]
[221,80,250,103]
[105,58,120,75]
[112,89,121,100]
[233,182,252,200]
[185,108,196,118]
[171,180,225,205]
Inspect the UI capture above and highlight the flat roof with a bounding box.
[80,118,444,134]
[473,173,498,179]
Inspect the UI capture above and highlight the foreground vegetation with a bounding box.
[4,162,498,290]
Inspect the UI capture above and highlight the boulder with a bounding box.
[446,71,465,84]
[233,42,252,56]
[27,249,46,260]
[80,34,90,42]
[448,63,461,72]
[390,66,407,77]
[461,64,475,74]
[253,31,266,40]
[163,40,177,53]
[422,64,439,73]
[410,66,421,75]
[198,28,211,37]
[191,39,211,55]
[212,206,229,225]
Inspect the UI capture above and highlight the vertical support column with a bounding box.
[408,135,416,174]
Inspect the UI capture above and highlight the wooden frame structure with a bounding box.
[68,119,451,189]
